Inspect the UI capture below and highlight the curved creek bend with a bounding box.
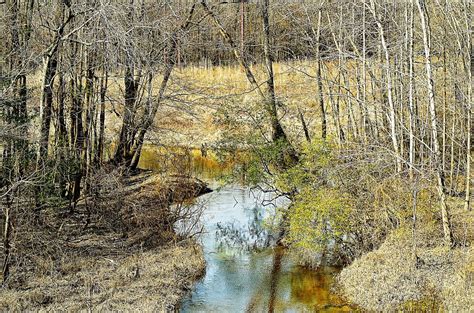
[138,148,352,312]
[179,182,352,312]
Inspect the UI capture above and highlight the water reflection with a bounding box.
[179,183,352,313]
[138,145,235,180]
[139,146,352,312]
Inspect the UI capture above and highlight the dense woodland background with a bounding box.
[0,0,472,310]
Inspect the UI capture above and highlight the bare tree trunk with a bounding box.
[297,106,311,143]
[129,72,156,170]
[201,0,295,157]
[368,0,402,173]
[261,0,289,143]
[129,2,198,170]
[327,11,345,145]
[1,197,11,284]
[39,53,58,161]
[316,5,327,140]
[4,0,31,177]
[70,71,84,204]
[98,70,107,165]
[463,0,472,211]
[57,69,68,146]
[114,62,139,164]
[38,1,73,162]
[82,51,95,192]
[416,0,452,244]
[240,0,245,58]
[441,1,448,172]
[362,2,369,141]
[407,0,416,180]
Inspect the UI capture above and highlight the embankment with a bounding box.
[337,206,473,311]
[0,170,207,311]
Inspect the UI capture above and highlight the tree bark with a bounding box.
[369,0,402,173]
[201,1,296,161]
[129,2,198,169]
[416,0,452,244]
[407,0,416,180]
[261,0,288,143]
[463,0,472,211]
[316,5,327,140]
[38,53,58,161]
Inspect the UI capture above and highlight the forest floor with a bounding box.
[0,170,207,311]
[338,202,474,311]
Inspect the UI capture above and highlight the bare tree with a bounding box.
[416,0,451,244]
[368,0,402,173]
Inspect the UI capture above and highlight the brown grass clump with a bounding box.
[337,207,473,311]
[0,169,207,311]
[0,242,205,312]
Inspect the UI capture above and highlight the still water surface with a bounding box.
[137,148,352,312]
[180,182,352,312]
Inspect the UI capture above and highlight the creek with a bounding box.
[138,147,352,312]
[179,182,352,312]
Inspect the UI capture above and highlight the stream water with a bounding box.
[138,148,352,312]
[179,182,352,312]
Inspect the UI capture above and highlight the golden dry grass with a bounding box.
[0,242,205,312]
[337,205,474,311]
[26,57,455,150]
[0,170,207,312]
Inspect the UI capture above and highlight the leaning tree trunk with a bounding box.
[201,1,296,161]
[128,2,198,170]
[261,0,288,143]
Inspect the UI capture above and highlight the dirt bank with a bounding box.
[0,170,207,311]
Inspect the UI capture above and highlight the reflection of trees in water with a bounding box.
[215,205,276,251]
[245,252,349,313]
[214,201,283,312]
[289,267,336,306]
[267,247,284,313]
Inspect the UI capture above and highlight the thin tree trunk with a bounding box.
[362,2,369,141]
[129,3,198,169]
[316,5,327,140]
[463,0,472,211]
[416,0,452,244]
[39,53,58,161]
[98,70,107,165]
[261,0,288,143]
[297,106,311,143]
[408,0,416,180]
[2,197,11,284]
[70,72,84,204]
[38,2,73,162]
[368,0,402,173]
[201,0,295,157]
